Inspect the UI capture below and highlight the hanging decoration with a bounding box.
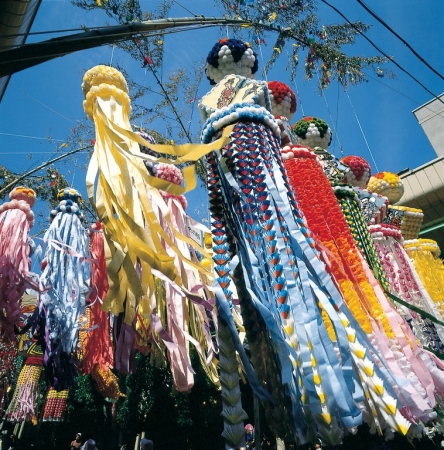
[367,172,404,205]
[82,64,234,388]
[6,341,44,423]
[81,221,116,378]
[369,223,444,354]
[0,186,38,339]
[267,81,297,147]
[405,239,444,321]
[37,187,90,389]
[383,205,424,241]
[341,155,372,189]
[137,132,219,392]
[282,144,444,434]
[199,39,420,447]
[42,387,69,421]
[292,116,332,149]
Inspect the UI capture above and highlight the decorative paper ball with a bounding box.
[268,81,297,120]
[154,163,183,186]
[82,65,128,98]
[57,187,82,204]
[367,171,404,204]
[9,186,37,207]
[137,131,157,153]
[292,116,332,150]
[154,163,187,210]
[205,38,258,85]
[341,155,372,188]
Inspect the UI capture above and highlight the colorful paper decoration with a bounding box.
[6,341,43,423]
[267,81,297,120]
[383,205,424,240]
[292,116,332,149]
[201,51,413,441]
[38,188,90,389]
[368,172,404,205]
[42,387,69,421]
[369,224,444,354]
[340,155,372,189]
[205,38,258,85]
[0,186,38,339]
[283,144,444,434]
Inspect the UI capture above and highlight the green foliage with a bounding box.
[219,0,389,88]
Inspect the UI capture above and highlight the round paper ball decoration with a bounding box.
[292,116,332,150]
[341,155,372,189]
[205,38,258,85]
[268,81,297,120]
[9,186,37,208]
[367,171,404,204]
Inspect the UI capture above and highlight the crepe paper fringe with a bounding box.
[283,145,444,432]
[0,188,38,339]
[82,222,114,375]
[38,193,90,389]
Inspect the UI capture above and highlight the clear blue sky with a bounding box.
[1,0,443,226]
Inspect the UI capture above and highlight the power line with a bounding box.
[356,0,444,83]
[320,0,444,107]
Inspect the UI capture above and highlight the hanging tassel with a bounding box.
[38,188,90,389]
[0,187,38,339]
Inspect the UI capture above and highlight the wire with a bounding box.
[366,73,444,121]
[314,69,344,156]
[170,0,198,17]
[356,0,444,83]
[9,84,77,124]
[0,132,65,142]
[344,88,379,172]
[320,0,444,107]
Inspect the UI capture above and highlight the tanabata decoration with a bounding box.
[37,188,90,389]
[205,38,258,85]
[200,40,415,447]
[368,172,404,205]
[6,341,43,423]
[341,155,372,189]
[78,221,123,400]
[82,222,113,375]
[137,132,218,392]
[267,81,297,120]
[282,144,444,438]
[314,147,349,184]
[0,187,38,339]
[292,116,332,150]
[267,81,298,147]
[42,387,68,422]
[405,239,444,322]
[82,65,230,384]
[383,205,424,241]
[369,224,444,354]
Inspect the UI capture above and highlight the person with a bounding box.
[70,433,82,450]
[245,424,254,450]
[81,439,98,450]
[140,438,153,450]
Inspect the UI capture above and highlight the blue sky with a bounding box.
[1,0,444,226]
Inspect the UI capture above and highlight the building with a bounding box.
[399,96,444,250]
